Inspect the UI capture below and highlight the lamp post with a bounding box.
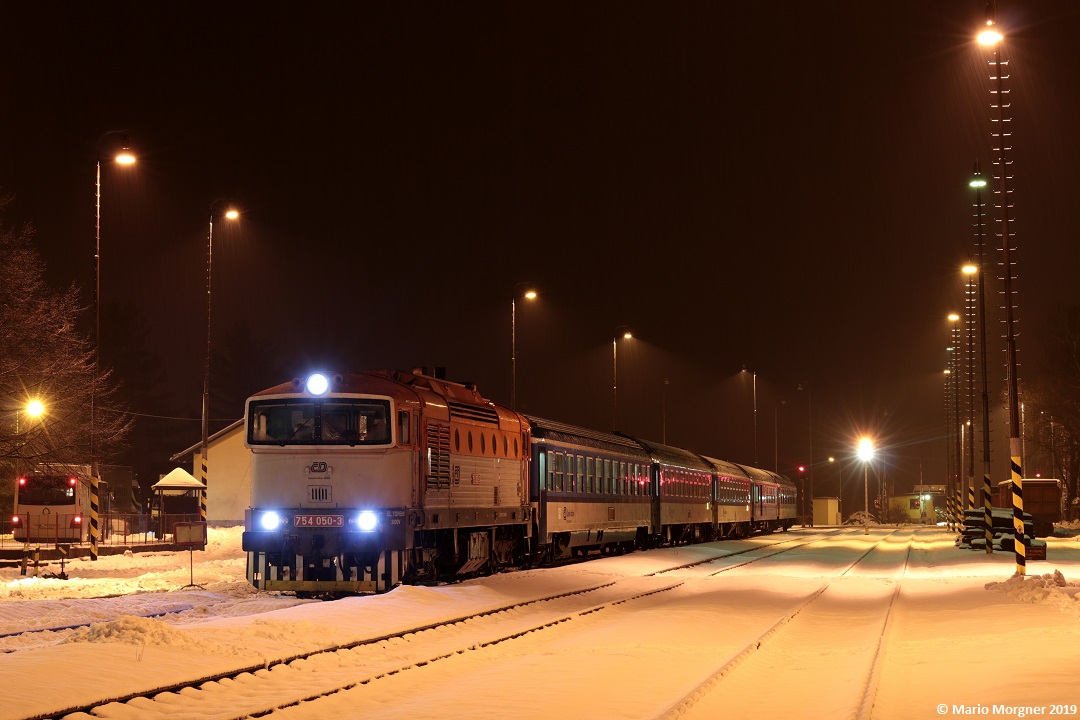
[200,201,240,523]
[511,287,537,411]
[612,329,632,430]
[741,366,758,466]
[971,166,994,553]
[979,5,1025,574]
[858,437,874,535]
[93,132,135,561]
[948,312,962,514]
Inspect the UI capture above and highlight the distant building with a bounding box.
[888,491,943,524]
[169,420,250,524]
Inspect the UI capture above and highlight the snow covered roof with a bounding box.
[151,467,206,490]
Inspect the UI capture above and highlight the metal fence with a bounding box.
[0,512,202,548]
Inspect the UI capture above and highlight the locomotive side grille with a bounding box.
[448,401,499,425]
[426,422,452,489]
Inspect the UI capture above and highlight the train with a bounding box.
[241,369,798,595]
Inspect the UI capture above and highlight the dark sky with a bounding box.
[3,2,1080,503]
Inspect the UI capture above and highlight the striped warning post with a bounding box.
[1010,439,1025,575]
[982,472,993,554]
[89,473,100,561]
[199,450,208,523]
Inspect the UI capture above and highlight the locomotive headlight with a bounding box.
[306,373,330,396]
[355,510,379,532]
[259,510,283,531]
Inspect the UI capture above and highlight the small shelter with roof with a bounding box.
[151,468,205,536]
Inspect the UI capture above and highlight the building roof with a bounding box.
[152,467,206,490]
[169,419,244,463]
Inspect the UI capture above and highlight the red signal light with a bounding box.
[17,477,26,486]
[798,466,806,474]
[69,477,78,486]
[11,516,20,524]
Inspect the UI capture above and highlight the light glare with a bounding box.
[857,437,874,462]
[259,511,281,530]
[978,29,1003,45]
[356,510,379,532]
[307,373,330,395]
[25,399,45,418]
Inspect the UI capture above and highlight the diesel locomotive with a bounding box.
[241,369,797,594]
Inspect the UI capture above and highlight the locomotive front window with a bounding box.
[249,399,392,446]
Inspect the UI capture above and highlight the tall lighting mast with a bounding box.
[979,3,1025,574]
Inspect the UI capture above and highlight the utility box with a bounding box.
[813,497,841,526]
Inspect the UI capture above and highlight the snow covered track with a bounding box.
[48,579,684,719]
[656,528,916,720]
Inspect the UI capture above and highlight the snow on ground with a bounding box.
[1,526,1079,720]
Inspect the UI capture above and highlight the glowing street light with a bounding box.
[200,200,241,522]
[511,286,537,410]
[24,399,44,420]
[857,437,874,535]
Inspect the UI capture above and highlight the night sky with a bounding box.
[3,2,1080,505]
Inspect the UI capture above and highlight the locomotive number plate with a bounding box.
[293,515,344,528]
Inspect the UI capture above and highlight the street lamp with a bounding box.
[92,132,135,562]
[741,366,758,466]
[93,131,136,484]
[612,329,632,430]
[511,287,537,410]
[14,399,46,477]
[948,312,962,518]
[200,200,240,523]
[857,437,874,535]
[970,165,994,554]
[979,4,1025,574]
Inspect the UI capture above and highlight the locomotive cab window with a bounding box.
[249,398,392,446]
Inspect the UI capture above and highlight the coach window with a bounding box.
[555,452,564,492]
[586,457,595,494]
[574,455,583,493]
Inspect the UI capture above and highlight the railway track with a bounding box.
[656,527,917,720]
[40,530,840,719]
[33,528,913,720]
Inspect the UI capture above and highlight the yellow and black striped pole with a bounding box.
[1010,439,1025,575]
[199,447,208,523]
[983,471,994,554]
[89,470,100,561]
